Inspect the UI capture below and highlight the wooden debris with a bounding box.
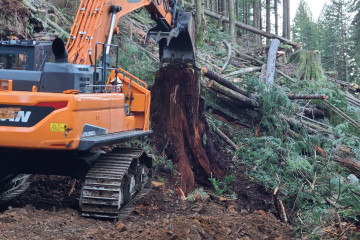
[220,40,232,74]
[215,127,239,150]
[224,67,262,78]
[152,181,165,188]
[202,66,250,97]
[207,80,259,108]
[286,94,328,100]
[264,39,280,87]
[203,10,300,49]
[273,186,288,223]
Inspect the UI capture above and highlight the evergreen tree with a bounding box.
[318,0,351,82]
[291,0,319,50]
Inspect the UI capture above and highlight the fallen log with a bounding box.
[204,9,300,49]
[286,94,328,100]
[224,67,262,78]
[323,100,360,132]
[232,49,296,82]
[333,145,360,179]
[303,108,325,118]
[21,0,69,38]
[207,80,259,108]
[202,66,250,97]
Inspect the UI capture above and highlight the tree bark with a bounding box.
[282,0,289,39]
[207,80,259,108]
[266,0,271,45]
[274,0,278,35]
[196,0,205,44]
[201,66,250,97]
[265,39,280,86]
[333,145,360,179]
[286,94,328,100]
[224,67,262,78]
[203,10,300,48]
[151,67,224,194]
[228,0,235,40]
[253,0,261,45]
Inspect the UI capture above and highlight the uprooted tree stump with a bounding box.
[151,66,224,194]
[289,50,326,81]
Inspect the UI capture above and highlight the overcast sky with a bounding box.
[290,0,332,22]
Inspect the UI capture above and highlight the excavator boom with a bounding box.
[66,0,196,65]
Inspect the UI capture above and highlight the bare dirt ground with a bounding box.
[0,175,292,240]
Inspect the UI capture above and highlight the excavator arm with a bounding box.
[66,0,195,65]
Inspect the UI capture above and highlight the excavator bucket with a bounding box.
[146,12,196,64]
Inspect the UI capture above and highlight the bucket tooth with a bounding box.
[146,12,196,65]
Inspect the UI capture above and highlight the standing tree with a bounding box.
[292,0,319,50]
[266,0,271,45]
[318,0,352,82]
[229,0,235,40]
[282,0,290,39]
[274,0,279,35]
[253,0,261,44]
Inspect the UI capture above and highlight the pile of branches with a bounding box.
[198,37,360,237]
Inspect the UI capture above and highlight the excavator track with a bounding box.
[0,174,34,204]
[80,148,152,220]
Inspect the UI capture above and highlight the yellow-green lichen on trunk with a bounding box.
[289,50,326,81]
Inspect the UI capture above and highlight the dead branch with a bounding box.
[323,100,360,132]
[215,127,239,150]
[273,186,288,223]
[220,40,232,74]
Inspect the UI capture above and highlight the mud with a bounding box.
[0,176,292,240]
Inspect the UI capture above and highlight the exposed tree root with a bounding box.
[151,66,224,194]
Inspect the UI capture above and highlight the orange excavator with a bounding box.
[0,0,195,219]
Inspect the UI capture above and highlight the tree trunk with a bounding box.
[196,0,204,44]
[203,10,300,48]
[274,0,278,35]
[266,0,271,45]
[228,0,235,41]
[282,0,288,39]
[151,67,224,194]
[253,0,261,45]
